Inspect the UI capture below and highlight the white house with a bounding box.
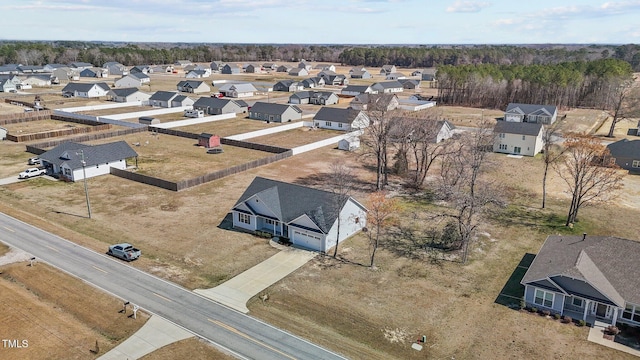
[341,85,376,96]
[231,177,367,252]
[493,121,544,156]
[504,103,558,124]
[115,73,150,88]
[38,141,138,182]
[149,91,180,107]
[107,88,151,103]
[61,82,110,98]
[313,107,370,131]
[218,83,257,98]
[371,81,404,94]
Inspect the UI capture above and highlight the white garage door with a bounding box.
[292,230,322,251]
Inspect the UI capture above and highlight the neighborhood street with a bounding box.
[0,212,347,360]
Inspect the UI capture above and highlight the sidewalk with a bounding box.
[98,316,193,360]
[195,244,316,313]
[587,320,640,357]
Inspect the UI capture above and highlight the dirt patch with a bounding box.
[173,116,291,137]
[140,337,237,360]
[0,246,32,265]
[0,262,148,359]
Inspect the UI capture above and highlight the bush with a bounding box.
[562,316,573,324]
[578,320,586,327]
[542,310,551,317]
[605,326,620,335]
[554,313,561,320]
[520,299,526,310]
[530,307,538,313]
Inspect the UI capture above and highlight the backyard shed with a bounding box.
[198,133,221,148]
[139,116,160,125]
[338,137,360,151]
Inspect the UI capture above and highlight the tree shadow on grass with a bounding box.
[494,253,536,308]
[292,172,374,193]
[488,205,582,235]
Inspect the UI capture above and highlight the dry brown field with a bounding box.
[3,118,93,135]
[140,338,236,360]
[173,116,289,137]
[245,127,343,148]
[0,262,148,359]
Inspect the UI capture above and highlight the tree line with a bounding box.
[435,59,634,110]
[2,41,640,71]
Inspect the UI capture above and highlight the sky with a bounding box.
[2,0,640,44]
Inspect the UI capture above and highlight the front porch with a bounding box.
[562,297,620,326]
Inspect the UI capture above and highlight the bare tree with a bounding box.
[554,133,625,226]
[541,121,565,208]
[361,94,398,190]
[406,117,453,188]
[325,162,355,258]
[605,77,640,138]
[365,191,399,268]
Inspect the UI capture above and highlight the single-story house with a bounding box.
[174,60,192,67]
[386,72,406,80]
[210,61,225,72]
[184,64,206,72]
[276,65,292,73]
[193,97,248,115]
[218,83,257,98]
[606,139,640,172]
[129,65,151,74]
[298,61,312,71]
[21,75,52,87]
[350,93,399,111]
[314,64,336,72]
[171,95,194,108]
[150,65,174,73]
[43,63,67,72]
[322,74,348,86]
[371,81,404,94]
[248,102,302,123]
[522,234,640,327]
[421,73,436,81]
[398,79,421,90]
[149,91,180,108]
[349,66,367,74]
[231,177,367,252]
[493,121,544,157]
[350,69,372,79]
[273,80,304,92]
[221,64,241,74]
[289,91,339,105]
[245,64,262,73]
[301,77,325,88]
[504,103,558,124]
[177,80,210,94]
[390,118,455,144]
[313,107,370,131]
[61,82,110,98]
[107,88,151,103]
[104,62,128,76]
[70,62,93,70]
[263,63,278,71]
[39,141,137,182]
[411,69,424,76]
[0,78,16,92]
[289,68,309,77]
[79,68,99,78]
[341,85,376,96]
[51,67,74,83]
[186,69,210,78]
[115,73,150,88]
[17,65,44,74]
[380,65,397,75]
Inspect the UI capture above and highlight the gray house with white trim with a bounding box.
[505,103,558,124]
[193,97,248,115]
[248,102,302,123]
[231,177,367,252]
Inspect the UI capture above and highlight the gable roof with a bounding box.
[607,139,640,159]
[522,235,640,306]
[39,141,137,170]
[250,102,302,115]
[342,85,372,93]
[62,82,110,93]
[130,72,149,80]
[314,107,364,124]
[193,97,244,109]
[219,83,257,92]
[506,103,557,116]
[373,81,403,89]
[234,177,363,233]
[494,121,543,136]
[177,80,205,88]
[109,87,141,97]
[149,91,179,101]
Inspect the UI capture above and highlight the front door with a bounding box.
[596,303,608,318]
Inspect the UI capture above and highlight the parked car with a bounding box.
[28,157,41,165]
[18,167,46,179]
[107,243,141,261]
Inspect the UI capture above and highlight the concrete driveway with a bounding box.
[0,174,56,186]
[195,244,316,313]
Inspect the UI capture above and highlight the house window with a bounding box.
[534,289,554,308]
[499,144,507,150]
[238,213,251,225]
[338,123,343,128]
[265,218,277,226]
[633,160,640,168]
[325,121,332,127]
[522,135,526,140]
[499,133,505,138]
[572,297,583,307]
[622,304,640,323]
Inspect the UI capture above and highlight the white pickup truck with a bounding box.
[107,243,141,261]
[18,167,46,179]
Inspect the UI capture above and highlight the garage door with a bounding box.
[292,230,322,251]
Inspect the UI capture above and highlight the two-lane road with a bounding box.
[0,212,346,360]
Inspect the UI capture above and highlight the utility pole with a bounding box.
[77,150,92,219]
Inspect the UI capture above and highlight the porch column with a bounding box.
[583,300,590,321]
[612,308,618,326]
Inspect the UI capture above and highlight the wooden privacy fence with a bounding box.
[0,110,53,124]
[7,124,112,142]
[27,127,148,152]
[219,138,290,154]
[109,150,293,192]
[3,98,44,109]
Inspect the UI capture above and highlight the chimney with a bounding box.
[582,233,587,241]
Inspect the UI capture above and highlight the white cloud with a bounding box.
[446,1,491,13]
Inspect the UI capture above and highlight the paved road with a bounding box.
[0,212,347,360]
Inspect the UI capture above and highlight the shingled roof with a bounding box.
[39,141,137,170]
[313,107,363,124]
[494,121,543,136]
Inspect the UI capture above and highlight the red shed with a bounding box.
[198,133,221,148]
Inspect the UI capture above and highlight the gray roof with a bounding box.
[109,88,141,97]
[70,62,93,68]
[250,102,301,115]
[506,103,557,116]
[314,107,363,124]
[149,91,178,101]
[130,72,149,80]
[40,141,137,170]
[373,81,403,89]
[193,97,245,109]
[342,85,371,93]
[62,82,110,92]
[177,80,206,88]
[607,139,640,159]
[219,83,257,92]
[172,95,189,103]
[493,121,543,136]
[522,235,640,306]
[234,177,364,233]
